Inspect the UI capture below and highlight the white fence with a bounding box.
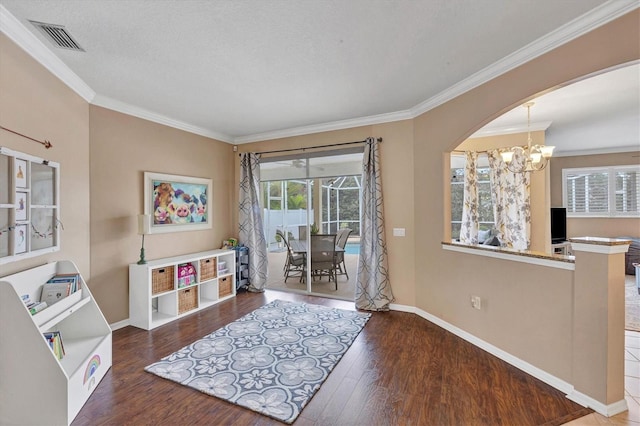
[263,209,313,249]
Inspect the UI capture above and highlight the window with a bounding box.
[562,165,640,217]
[0,146,60,264]
[450,154,495,240]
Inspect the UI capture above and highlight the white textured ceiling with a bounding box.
[1,0,638,153]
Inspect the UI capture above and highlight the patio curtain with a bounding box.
[459,151,479,244]
[487,149,531,250]
[239,152,269,292]
[356,137,395,311]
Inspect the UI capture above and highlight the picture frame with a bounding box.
[15,191,28,221]
[14,224,27,254]
[143,172,212,234]
[15,158,27,188]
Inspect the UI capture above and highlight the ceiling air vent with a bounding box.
[29,20,85,52]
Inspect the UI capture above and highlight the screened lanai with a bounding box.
[259,150,364,300]
[262,176,361,251]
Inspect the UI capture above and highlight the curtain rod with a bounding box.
[239,137,382,156]
[0,125,53,149]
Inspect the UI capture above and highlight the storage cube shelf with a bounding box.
[0,261,112,425]
[129,249,236,330]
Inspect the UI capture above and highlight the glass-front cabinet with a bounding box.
[0,146,60,264]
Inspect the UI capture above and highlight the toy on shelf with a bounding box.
[222,238,237,249]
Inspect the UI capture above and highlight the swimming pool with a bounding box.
[344,242,360,255]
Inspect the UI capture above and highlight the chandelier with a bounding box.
[500,102,554,172]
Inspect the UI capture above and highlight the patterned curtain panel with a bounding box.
[239,153,268,292]
[487,150,531,250]
[356,138,395,311]
[459,151,479,244]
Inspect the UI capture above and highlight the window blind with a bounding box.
[615,169,640,214]
[563,165,640,217]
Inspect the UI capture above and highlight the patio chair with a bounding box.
[277,230,305,282]
[309,234,338,290]
[334,228,352,279]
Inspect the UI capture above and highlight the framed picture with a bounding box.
[15,191,28,221]
[144,172,212,234]
[14,224,27,254]
[15,158,27,188]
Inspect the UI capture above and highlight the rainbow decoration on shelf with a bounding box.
[83,354,101,384]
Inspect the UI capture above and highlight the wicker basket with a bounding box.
[219,276,233,298]
[178,287,198,314]
[152,265,174,295]
[200,257,217,281]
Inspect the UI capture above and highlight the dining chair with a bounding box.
[310,234,338,289]
[334,228,352,279]
[277,230,305,282]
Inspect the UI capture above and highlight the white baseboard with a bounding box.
[110,318,130,331]
[389,303,416,313]
[411,307,574,395]
[390,304,628,418]
[567,391,628,417]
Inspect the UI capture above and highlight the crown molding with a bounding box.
[2,1,637,144]
[0,5,95,102]
[233,109,413,144]
[236,1,638,144]
[91,95,233,143]
[408,0,640,120]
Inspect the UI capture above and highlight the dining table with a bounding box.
[288,239,344,254]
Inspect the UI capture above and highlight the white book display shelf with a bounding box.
[0,261,112,425]
[129,249,236,330]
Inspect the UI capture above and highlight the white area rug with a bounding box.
[145,299,370,423]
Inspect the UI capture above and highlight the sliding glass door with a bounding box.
[260,149,363,300]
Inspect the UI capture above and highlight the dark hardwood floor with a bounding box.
[73,290,591,425]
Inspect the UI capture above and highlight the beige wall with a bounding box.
[550,152,640,239]
[457,131,550,252]
[413,10,638,402]
[89,106,235,322]
[0,34,91,278]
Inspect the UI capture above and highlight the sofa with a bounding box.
[621,237,640,275]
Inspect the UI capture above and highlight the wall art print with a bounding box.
[144,172,212,234]
[14,224,27,254]
[15,191,27,221]
[14,158,27,188]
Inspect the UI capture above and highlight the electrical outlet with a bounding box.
[470,296,482,310]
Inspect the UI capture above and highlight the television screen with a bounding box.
[551,207,567,243]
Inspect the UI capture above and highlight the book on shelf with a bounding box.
[43,331,65,360]
[29,302,48,315]
[40,273,81,306]
[21,294,48,315]
[47,273,80,293]
[41,282,72,306]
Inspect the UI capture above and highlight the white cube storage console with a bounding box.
[129,249,236,330]
[0,261,112,426]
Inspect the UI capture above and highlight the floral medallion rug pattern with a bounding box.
[145,299,371,423]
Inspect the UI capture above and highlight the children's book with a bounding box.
[41,282,72,306]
